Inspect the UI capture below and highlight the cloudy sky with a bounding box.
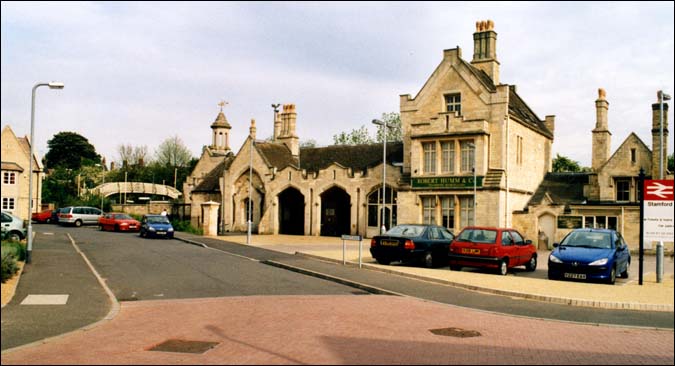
[2,1,673,169]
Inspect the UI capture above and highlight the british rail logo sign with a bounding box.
[643,180,674,242]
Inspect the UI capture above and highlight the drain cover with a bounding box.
[148,339,219,354]
[429,327,481,338]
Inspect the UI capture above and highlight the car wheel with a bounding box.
[139,230,145,238]
[620,261,630,279]
[525,255,537,271]
[8,232,22,242]
[114,225,120,232]
[607,267,616,285]
[376,258,390,265]
[450,265,462,271]
[498,259,508,276]
[74,220,82,227]
[46,218,51,224]
[423,252,434,268]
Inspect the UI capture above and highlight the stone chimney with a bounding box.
[471,20,499,85]
[592,88,612,171]
[544,115,556,136]
[652,92,670,178]
[272,104,281,141]
[277,104,299,157]
[249,118,257,140]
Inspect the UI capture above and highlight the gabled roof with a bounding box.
[508,86,553,139]
[255,142,298,170]
[460,59,497,93]
[192,156,234,192]
[1,162,24,172]
[528,172,589,207]
[598,132,652,171]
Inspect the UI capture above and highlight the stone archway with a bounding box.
[538,213,556,250]
[320,186,351,237]
[278,187,305,235]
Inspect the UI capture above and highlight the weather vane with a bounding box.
[218,100,228,112]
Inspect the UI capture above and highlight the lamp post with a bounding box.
[467,142,477,225]
[372,119,391,234]
[656,90,671,283]
[247,137,253,245]
[26,82,64,264]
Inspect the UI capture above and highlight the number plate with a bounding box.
[461,248,481,255]
[156,232,166,235]
[381,240,399,247]
[564,273,586,279]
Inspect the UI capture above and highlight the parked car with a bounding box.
[98,213,141,232]
[547,228,631,285]
[139,214,174,239]
[58,206,103,227]
[370,224,454,268]
[31,209,55,224]
[1,210,26,241]
[449,226,537,275]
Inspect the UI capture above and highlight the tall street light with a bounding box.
[467,142,477,226]
[656,90,670,283]
[247,137,254,245]
[372,119,391,234]
[27,81,64,264]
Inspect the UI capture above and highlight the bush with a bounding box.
[1,251,19,283]
[171,220,203,235]
[1,240,26,261]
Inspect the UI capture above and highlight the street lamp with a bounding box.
[467,142,477,226]
[26,82,64,264]
[372,119,391,234]
[247,137,253,245]
[656,90,670,283]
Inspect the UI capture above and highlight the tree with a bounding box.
[552,154,583,173]
[117,144,150,166]
[375,112,402,142]
[668,153,674,173]
[155,136,193,167]
[332,125,374,145]
[300,139,317,148]
[44,132,101,169]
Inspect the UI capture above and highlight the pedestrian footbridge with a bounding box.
[88,182,182,200]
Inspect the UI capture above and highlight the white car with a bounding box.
[1,210,26,241]
[58,206,103,227]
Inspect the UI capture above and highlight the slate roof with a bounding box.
[528,172,589,207]
[299,142,404,173]
[255,142,298,171]
[508,86,553,139]
[211,111,231,129]
[192,157,234,192]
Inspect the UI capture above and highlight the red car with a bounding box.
[98,213,141,232]
[449,226,537,275]
[32,209,55,224]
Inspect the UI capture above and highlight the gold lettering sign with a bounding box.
[412,176,483,189]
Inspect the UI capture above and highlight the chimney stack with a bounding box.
[277,104,299,157]
[592,88,612,171]
[471,19,499,85]
[249,118,257,140]
[652,92,670,178]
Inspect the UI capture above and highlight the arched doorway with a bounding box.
[278,187,304,235]
[321,186,350,237]
[538,213,556,250]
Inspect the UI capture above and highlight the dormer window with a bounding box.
[444,93,461,115]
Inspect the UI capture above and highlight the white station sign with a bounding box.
[643,180,674,242]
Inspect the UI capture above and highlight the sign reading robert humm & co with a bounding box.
[412,176,484,189]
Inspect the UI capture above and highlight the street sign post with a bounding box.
[643,179,674,284]
[341,235,363,268]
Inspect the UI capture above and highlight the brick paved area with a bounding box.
[2,295,672,365]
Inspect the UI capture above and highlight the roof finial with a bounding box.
[218,100,228,112]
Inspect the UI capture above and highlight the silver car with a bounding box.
[1,210,26,241]
[58,206,103,227]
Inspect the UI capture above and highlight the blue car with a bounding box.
[548,228,631,284]
[139,214,174,239]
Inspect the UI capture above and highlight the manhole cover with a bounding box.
[429,327,481,338]
[148,339,219,354]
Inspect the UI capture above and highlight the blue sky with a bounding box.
[2,1,673,168]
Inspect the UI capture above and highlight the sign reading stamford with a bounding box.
[412,176,484,189]
[643,179,674,242]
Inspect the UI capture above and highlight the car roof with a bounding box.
[571,228,615,233]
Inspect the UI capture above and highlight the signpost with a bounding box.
[341,235,363,268]
[643,179,674,284]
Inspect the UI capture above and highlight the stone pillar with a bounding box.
[201,201,221,236]
[592,88,611,171]
[652,99,669,179]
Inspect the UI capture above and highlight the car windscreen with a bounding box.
[457,229,498,244]
[147,216,170,224]
[560,231,612,249]
[115,214,134,220]
[385,225,424,237]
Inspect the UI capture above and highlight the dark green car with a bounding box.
[370,224,454,268]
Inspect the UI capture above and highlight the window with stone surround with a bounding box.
[3,172,16,185]
[423,142,436,174]
[460,140,475,173]
[460,196,474,227]
[2,197,15,210]
[615,178,631,202]
[444,93,461,115]
[422,196,436,225]
[441,196,455,230]
[441,141,455,173]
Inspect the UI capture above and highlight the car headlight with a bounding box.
[120,223,128,226]
[168,228,174,232]
[589,258,609,266]
[149,227,156,231]
[549,254,562,263]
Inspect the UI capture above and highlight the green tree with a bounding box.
[44,132,101,169]
[375,112,402,142]
[668,153,674,172]
[552,154,583,173]
[332,125,374,145]
[155,136,193,167]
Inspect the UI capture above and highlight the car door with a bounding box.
[509,230,529,265]
[499,231,518,266]
[615,232,630,272]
